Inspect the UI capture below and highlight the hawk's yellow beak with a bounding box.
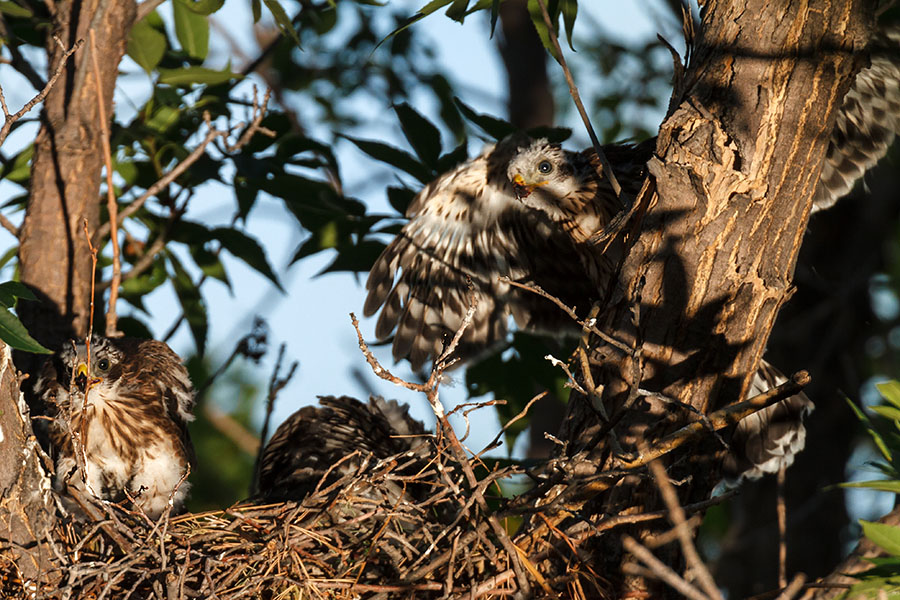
[73,363,101,393]
[74,363,89,393]
[511,173,548,199]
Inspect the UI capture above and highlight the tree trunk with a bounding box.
[498,0,555,131]
[1,0,137,583]
[545,1,873,595]
[18,0,137,350]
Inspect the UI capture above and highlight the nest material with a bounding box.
[0,434,530,600]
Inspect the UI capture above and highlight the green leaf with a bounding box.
[345,136,433,184]
[0,281,36,307]
[527,0,560,62]
[158,66,239,86]
[861,520,900,556]
[173,0,210,60]
[387,186,416,215]
[847,397,893,463]
[379,0,453,47]
[208,228,284,292]
[878,381,900,410]
[116,316,154,340]
[263,0,302,49]
[127,11,167,74]
[0,1,32,17]
[872,405,900,422]
[841,480,900,494]
[453,98,516,140]
[0,306,50,354]
[489,0,500,36]
[1,144,34,184]
[318,240,388,274]
[561,0,577,51]
[395,103,442,169]
[445,0,469,22]
[168,253,208,356]
[252,0,261,22]
[180,0,225,15]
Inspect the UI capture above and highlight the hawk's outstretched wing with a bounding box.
[364,134,538,371]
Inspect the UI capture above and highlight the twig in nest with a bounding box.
[622,535,708,600]
[350,289,534,596]
[477,392,547,459]
[88,29,122,338]
[0,36,83,148]
[533,0,622,200]
[644,447,723,600]
[774,573,807,600]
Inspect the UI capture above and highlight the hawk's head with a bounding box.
[57,337,126,401]
[506,138,584,216]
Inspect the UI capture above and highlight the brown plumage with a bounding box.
[256,395,430,502]
[34,336,196,519]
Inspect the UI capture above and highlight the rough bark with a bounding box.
[548,1,873,595]
[716,165,900,594]
[0,342,54,581]
[18,0,137,350]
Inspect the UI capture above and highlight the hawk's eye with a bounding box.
[97,358,110,372]
[538,160,553,175]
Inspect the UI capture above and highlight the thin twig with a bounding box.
[251,342,299,493]
[777,464,788,589]
[89,29,122,337]
[775,573,807,600]
[533,0,622,198]
[622,535,708,600]
[0,36,83,148]
[645,449,723,600]
[499,277,631,354]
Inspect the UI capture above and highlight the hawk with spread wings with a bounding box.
[365,29,900,479]
[35,336,196,519]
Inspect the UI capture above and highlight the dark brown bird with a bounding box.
[35,336,196,519]
[256,395,429,502]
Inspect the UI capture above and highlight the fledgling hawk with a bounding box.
[35,336,196,519]
[256,395,430,502]
[362,26,900,478]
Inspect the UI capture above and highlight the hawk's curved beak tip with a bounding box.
[512,174,533,199]
[74,363,88,392]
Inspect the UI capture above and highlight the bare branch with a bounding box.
[88,30,121,337]
[645,449,723,600]
[0,37,83,149]
[622,535,709,600]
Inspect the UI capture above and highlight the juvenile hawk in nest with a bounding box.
[256,395,429,502]
[35,336,196,519]
[363,29,900,478]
